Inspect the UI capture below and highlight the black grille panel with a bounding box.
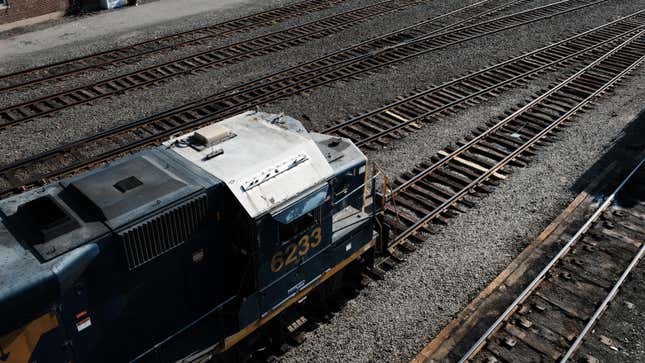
[121,195,208,270]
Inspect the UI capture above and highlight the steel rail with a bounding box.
[0,0,427,127]
[387,30,645,253]
[228,0,501,83]
[0,0,511,128]
[459,157,645,362]
[0,0,523,194]
[354,29,641,145]
[0,0,609,198]
[320,11,645,141]
[125,0,598,136]
[115,0,503,117]
[0,0,349,92]
[161,0,523,111]
[200,0,605,117]
[195,0,599,108]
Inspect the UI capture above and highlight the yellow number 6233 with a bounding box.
[271,227,322,273]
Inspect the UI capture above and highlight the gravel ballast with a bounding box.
[1,0,644,362]
[0,0,485,164]
[279,66,645,363]
[5,0,642,164]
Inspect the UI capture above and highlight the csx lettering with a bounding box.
[270,227,322,273]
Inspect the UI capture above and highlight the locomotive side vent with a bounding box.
[120,195,208,270]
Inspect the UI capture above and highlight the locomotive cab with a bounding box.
[165,112,374,340]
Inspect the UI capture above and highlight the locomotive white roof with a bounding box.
[165,111,334,218]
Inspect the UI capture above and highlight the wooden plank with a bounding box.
[385,110,422,128]
[437,150,507,180]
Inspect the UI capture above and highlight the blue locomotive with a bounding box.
[0,112,377,362]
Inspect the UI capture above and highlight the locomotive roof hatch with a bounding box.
[165,111,335,219]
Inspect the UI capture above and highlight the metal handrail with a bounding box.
[332,169,384,207]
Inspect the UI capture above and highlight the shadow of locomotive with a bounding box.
[569,108,645,204]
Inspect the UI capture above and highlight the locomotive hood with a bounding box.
[0,147,217,332]
[165,111,335,219]
[0,111,361,335]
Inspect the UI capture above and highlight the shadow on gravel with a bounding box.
[569,108,645,196]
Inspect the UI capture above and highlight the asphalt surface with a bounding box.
[1,0,644,362]
[0,0,311,58]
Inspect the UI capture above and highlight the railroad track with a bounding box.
[0,0,349,93]
[0,0,429,127]
[459,157,645,362]
[0,0,518,128]
[376,30,645,269]
[0,0,603,197]
[323,11,645,147]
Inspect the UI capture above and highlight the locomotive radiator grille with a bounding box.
[121,195,208,270]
